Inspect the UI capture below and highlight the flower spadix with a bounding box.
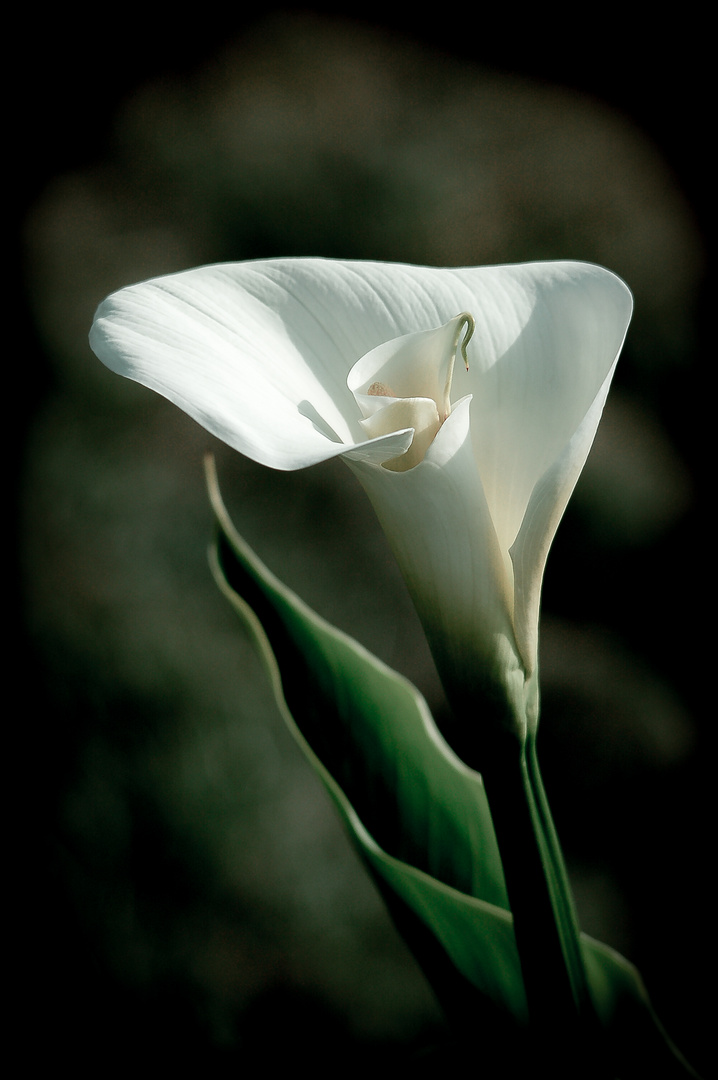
[90,258,632,741]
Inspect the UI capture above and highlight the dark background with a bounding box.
[13,5,710,1075]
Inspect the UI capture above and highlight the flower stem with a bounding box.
[476,728,606,1076]
[525,733,593,1008]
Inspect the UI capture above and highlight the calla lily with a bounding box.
[90,257,632,740]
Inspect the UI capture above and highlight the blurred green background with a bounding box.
[14,6,710,1075]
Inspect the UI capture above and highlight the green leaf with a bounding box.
[206,459,526,1030]
[206,459,701,1076]
[582,936,701,1078]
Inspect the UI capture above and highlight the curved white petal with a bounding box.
[90,256,632,731]
[91,258,629,473]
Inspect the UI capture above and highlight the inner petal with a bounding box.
[359,396,441,472]
[348,313,474,470]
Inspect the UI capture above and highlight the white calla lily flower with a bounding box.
[90,257,632,740]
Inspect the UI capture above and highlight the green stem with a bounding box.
[525,734,592,1011]
[477,729,605,1075]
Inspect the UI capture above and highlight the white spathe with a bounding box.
[90,257,632,738]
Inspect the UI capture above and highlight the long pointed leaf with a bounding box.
[207,459,525,1025]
